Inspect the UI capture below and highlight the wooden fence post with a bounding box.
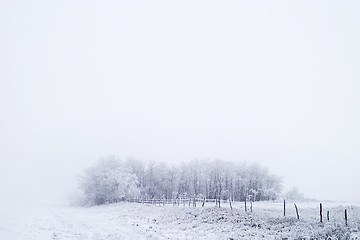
[245,198,247,212]
[345,209,348,226]
[202,197,205,207]
[327,211,329,221]
[283,199,285,217]
[294,203,299,220]
[320,203,323,223]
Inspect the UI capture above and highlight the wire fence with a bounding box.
[129,198,229,206]
[128,198,350,226]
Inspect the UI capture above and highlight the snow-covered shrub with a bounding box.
[79,156,139,205]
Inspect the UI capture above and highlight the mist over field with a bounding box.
[0,2,360,239]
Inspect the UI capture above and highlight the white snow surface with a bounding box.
[1,201,359,240]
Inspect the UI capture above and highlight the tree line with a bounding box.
[79,156,282,205]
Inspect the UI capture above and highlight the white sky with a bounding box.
[0,0,359,205]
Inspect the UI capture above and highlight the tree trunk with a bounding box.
[215,191,218,207]
[202,197,205,207]
[245,198,247,212]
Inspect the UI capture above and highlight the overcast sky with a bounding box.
[1,0,359,206]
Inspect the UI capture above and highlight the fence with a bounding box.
[129,198,229,206]
[130,198,350,226]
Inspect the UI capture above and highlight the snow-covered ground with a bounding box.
[1,200,359,240]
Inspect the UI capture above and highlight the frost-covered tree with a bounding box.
[79,156,139,205]
[79,157,283,204]
[284,187,304,201]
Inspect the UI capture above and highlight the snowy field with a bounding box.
[1,201,359,240]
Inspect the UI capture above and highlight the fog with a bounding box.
[1,0,359,208]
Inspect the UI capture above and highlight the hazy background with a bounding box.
[1,0,359,207]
